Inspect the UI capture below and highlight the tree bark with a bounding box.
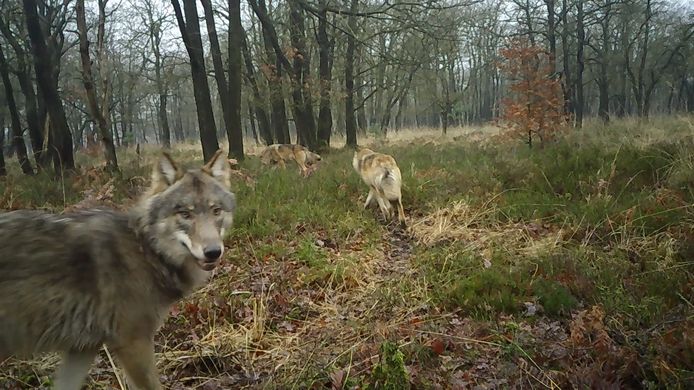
[560,0,574,119]
[241,28,273,145]
[544,0,556,71]
[76,0,118,171]
[254,0,290,144]
[344,0,359,147]
[23,0,74,171]
[597,4,612,123]
[575,0,585,128]
[227,0,244,160]
[143,0,172,148]
[0,15,49,170]
[200,0,239,157]
[288,0,317,149]
[0,41,33,175]
[0,112,5,176]
[171,0,219,162]
[316,0,334,151]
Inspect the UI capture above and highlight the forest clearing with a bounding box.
[1,117,693,388]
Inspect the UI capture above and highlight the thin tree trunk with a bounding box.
[171,0,219,161]
[560,0,574,119]
[257,0,290,144]
[0,41,33,175]
[575,0,585,128]
[344,0,358,147]
[288,0,317,150]
[0,16,49,170]
[248,104,259,144]
[201,0,237,156]
[316,0,334,151]
[23,0,74,171]
[241,28,272,145]
[0,114,6,176]
[544,0,556,71]
[76,0,118,171]
[597,6,611,123]
[227,0,244,160]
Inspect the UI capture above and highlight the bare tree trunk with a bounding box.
[617,14,629,117]
[0,114,5,176]
[560,0,574,119]
[355,44,367,134]
[227,0,244,160]
[23,0,74,171]
[241,29,272,145]
[575,0,585,128]
[158,93,171,147]
[200,0,239,157]
[344,0,358,147]
[316,0,334,151]
[143,0,171,148]
[626,0,652,118]
[288,0,317,150]
[597,4,612,123]
[0,41,33,175]
[171,0,219,161]
[544,0,556,71]
[257,0,290,144]
[76,0,118,171]
[0,16,49,170]
[685,78,694,113]
[248,104,260,144]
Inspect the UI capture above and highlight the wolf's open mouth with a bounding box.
[198,260,218,271]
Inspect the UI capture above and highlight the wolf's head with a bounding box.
[136,150,236,272]
[306,151,322,165]
[259,145,278,165]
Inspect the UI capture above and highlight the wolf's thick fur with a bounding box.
[352,147,406,227]
[260,144,321,175]
[0,150,236,390]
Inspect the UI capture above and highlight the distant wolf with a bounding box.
[260,144,322,175]
[0,150,236,390]
[352,147,406,227]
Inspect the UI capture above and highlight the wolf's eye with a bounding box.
[178,210,192,220]
[212,206,222,216]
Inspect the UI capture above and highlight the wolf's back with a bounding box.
[378,165,402,201]
[0,210,140,355]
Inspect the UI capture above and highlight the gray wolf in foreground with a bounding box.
[0,150,236,390]
[260,144,322,176]
[352,147,406,227]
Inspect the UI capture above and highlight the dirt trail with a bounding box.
[380,224,414,278]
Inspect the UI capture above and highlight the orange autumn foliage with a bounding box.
[498,39,567,147]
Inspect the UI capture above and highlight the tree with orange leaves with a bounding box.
[498,39,566,148]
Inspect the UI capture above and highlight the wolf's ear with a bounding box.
[150,152,182,193]
[203,149,231,188]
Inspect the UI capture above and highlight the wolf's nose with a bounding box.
[203,246,222,261]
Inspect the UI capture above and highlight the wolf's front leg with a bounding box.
[111,338,162,390]
[54,349,98,390]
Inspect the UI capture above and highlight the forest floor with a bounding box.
[1,116,693,389]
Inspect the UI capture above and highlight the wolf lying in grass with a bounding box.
[0,150,236,390]
[260,144,322,176]
[352,147,406,227]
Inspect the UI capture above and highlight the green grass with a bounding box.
[1,116,692,388]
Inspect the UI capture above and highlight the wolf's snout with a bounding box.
[203,246,222,261]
